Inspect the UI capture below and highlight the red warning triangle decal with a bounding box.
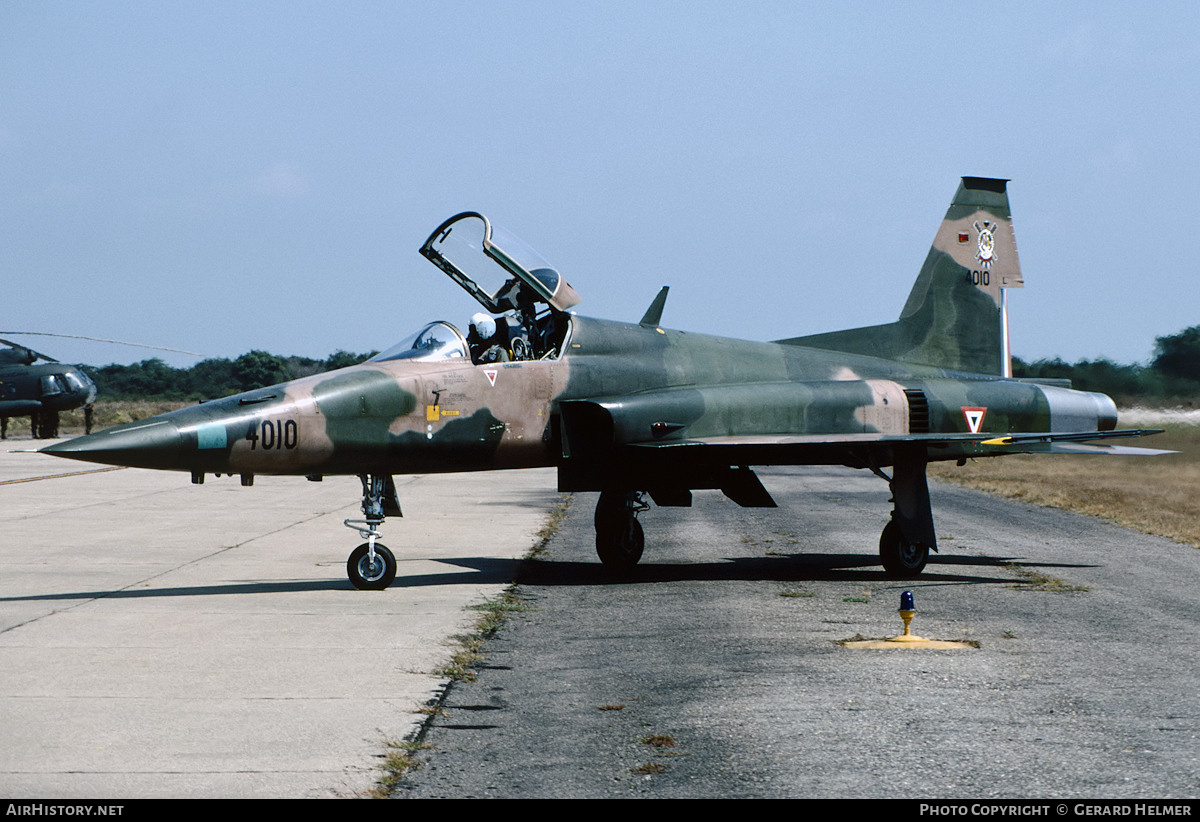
[484,370,498,387]
[962,406,987,434]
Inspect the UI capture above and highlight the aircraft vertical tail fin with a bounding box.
[780,176,1023,376]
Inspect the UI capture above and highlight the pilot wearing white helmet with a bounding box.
[470,312,496,338]
[467,312,508,363]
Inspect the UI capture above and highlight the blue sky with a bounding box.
[2,2,1196,368]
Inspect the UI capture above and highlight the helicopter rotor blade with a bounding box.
[0,338,58,363]
[0,332,206,359]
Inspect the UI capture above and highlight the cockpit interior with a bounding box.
[372,212,578,366]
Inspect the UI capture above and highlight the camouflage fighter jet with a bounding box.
[42,177,1169,589]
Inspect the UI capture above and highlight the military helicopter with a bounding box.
[0,333,204,439]
[0,338,98,439]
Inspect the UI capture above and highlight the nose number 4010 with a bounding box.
[246,418,298,450]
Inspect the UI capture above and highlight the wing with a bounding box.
[627,429,1174,458]
[558,385,1173,495]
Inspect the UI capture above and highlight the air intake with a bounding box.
[904,389,930,434]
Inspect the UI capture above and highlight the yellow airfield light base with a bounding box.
[840,595,978,650]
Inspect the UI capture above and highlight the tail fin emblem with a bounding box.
[974,221,997,268]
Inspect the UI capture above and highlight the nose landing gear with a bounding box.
[343,474,402,590]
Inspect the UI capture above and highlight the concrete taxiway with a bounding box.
[0,439,560,798]
[400,466,1200,798]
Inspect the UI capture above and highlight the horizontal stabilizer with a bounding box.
[1021,442,1177,456]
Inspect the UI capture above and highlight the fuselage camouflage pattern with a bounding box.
[43,178,1167,587]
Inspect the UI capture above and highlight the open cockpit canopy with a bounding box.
[420,212,581,314]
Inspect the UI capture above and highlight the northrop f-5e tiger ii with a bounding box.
[43,177,1169,589]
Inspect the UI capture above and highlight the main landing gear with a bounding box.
[590,457,939,579]
[594,489,648,572]
[876,446,936,578]
[343,474,402,590]
[878,519,929,577]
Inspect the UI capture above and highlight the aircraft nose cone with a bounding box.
[41,420,183,469]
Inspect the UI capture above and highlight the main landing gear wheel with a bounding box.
[347,543,396,590]
[879,519,929,578]
[594,490,647,572]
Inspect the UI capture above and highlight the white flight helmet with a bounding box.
[470,312,496,338]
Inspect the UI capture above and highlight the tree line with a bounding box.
[81,325,1199,404]
[86,350,376,401]
[1014,325,1200,403]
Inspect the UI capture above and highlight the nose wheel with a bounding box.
[343,474,402,590]
[347,542,396,590]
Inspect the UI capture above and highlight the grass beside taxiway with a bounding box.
[929,422,1200,549]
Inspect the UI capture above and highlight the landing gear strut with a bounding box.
[594,489,647,572]
[343,474,401,590]
[878,445,936,578]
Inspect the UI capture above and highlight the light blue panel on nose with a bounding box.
[196,423,228,450]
